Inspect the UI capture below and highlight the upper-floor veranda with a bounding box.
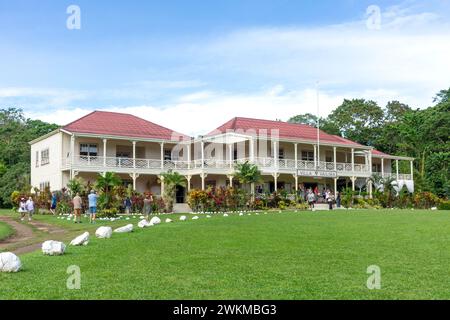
[59,131,414,180]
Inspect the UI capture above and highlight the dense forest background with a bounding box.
[0,88,448,207]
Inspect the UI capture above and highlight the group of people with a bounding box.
[18,197,35,221]
[305,188,341,210]
[71,190,99,223]
[18,190,155,223]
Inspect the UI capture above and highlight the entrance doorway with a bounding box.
[175,186,186,203]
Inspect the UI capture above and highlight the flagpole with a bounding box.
[316,81,320,169]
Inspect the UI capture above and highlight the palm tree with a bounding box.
[95,172,122,209]
[160,170,186,212]
[369,173,398,207]
[234,161,262,202]
[96,172,122,194]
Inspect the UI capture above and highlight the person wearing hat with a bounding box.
[88,190,98,223]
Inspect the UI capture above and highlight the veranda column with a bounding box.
[228,144,233,168]
[187,142,191,169]
[250,138,255,162]
[160,176,165,197]
[381,158,384,178]
[368,149,373,175]
[396,159,399,180]
[351,148,355,172]
[132,141,136,169]
[351,176,356,191]
[160,142,164,170]
[313,144,317,167]
[70,135,75,179]
[368,180,373,199]
[201,140,205,169]
[228,174,234,187]
[410,160,414,181]
[334,177,338,194]
[294,143,298,170]
[273,140,279,169]
[201,173,207,190]
[273,173,279,192]
[185,175,192,192]
[294,174,298,193]
[333,146,337,171]
[103,139,107,168]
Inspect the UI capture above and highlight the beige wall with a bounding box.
[31,132,63,191]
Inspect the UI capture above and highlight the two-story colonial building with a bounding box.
[30,111,414,203]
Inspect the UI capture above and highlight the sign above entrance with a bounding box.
[297,169,337,178]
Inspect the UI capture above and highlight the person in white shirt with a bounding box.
[18,198,27,221]
[25,197,35,221]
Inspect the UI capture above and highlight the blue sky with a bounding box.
[0,0,449,135]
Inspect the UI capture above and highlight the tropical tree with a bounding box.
[234,161,262,202]
[67,177,86,196]
[160,170,186,212]
[95,172,122,210]
[370,174,398,207]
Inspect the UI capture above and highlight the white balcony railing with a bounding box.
[63,155,382,176]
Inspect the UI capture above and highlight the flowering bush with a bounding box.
[413,192,441,209]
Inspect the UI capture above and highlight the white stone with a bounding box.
[95,226,113,238]
[0,252,22,273]
[180,215,187,221]
[165,218,173,223]
[139,216,145,219]
[114,224,134,233]
[149,217,161,225]
[223,214,229,217]
[431,207,438,211]
[239,213,244,216]
[206,215,211,218]
[42,240,66,256]
[126,217,130,220]
[192,216,199,220]
[70,232,90,246]
[138,219,151,228]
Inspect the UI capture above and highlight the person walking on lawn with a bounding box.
[72,192,83,223]
[124,196,132,214]
[18,197,27,221]
[143,193,153,218]
[50,192,57,215]
[88,190,98,223]
[25,197,35,221]
[307,189,316,210]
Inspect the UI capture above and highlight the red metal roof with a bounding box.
[63,111,189,141]
[210,117,363,146]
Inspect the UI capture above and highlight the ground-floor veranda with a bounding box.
[64,170,375,203]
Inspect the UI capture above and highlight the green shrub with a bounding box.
[438,200,450,210]
[98,208,118,218]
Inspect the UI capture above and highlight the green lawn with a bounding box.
[1,209,450,299]
[0,221,13,241]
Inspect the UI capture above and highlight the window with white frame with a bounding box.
[301,151,315,161]
[35,151,39,167]
[278,148,285,160]
[41,149,50,165]
[80,144,98,157]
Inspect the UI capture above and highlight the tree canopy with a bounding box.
[288,88,450,197]
[0,108,59,207]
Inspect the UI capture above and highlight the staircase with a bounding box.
[172,203,193,214]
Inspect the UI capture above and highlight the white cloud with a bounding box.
[7,2,450,134]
